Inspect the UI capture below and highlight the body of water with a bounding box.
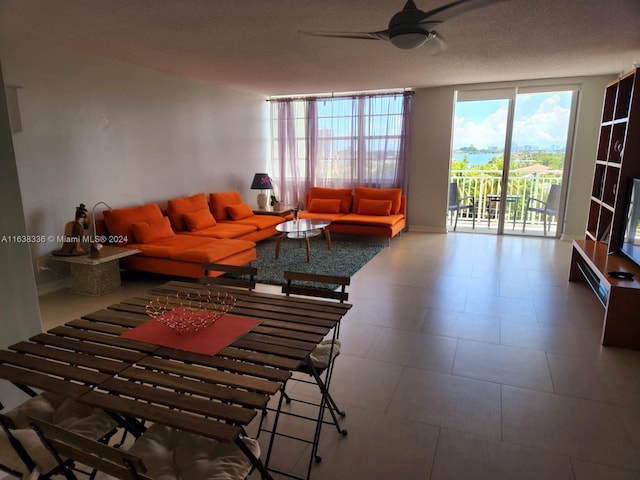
[452,153,500,166]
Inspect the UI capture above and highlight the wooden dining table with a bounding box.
[0,280,352,480]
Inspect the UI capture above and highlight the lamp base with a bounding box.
[257,193,267,209]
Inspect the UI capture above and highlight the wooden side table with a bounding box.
[50,246,141,296]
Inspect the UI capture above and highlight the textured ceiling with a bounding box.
[1,0,639,96]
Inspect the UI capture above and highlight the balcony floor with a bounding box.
[449,217,559,237]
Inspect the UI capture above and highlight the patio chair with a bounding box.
[448,182,475,231]
[200,263,257,291]
[0,393,119,479]
[29,418,260,480]
[522,184,561,235]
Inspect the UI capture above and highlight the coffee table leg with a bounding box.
[324,228,332,250]
[305,236,311,262]
[275,234,285,259]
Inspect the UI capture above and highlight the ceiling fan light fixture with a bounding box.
[389,31,431,49]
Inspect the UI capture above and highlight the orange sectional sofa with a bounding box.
[169,191,283,243]
[100,192,284,278]
[300,186,406,239]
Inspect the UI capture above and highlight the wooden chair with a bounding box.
[522,184,561,235]
[29,418,260,480]
[281,271,350,403]
[448,182,475,231]
[0,394,119,480]
[262,271,350,477]
[200,263,257,291]
[282,271,350,304]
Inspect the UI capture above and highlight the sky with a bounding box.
[452,91,574,150]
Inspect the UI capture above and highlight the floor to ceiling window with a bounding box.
[269,91,413,206]
[449,85,578,237]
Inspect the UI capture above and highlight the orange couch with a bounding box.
[101,191,283,279]
[167,192,283,243]
[300,186,406,239]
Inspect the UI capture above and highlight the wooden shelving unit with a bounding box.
[571,68,640,349]
[585,69,640,246]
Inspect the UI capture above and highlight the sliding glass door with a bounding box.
[505,88,576,237]
[450,85,577,237]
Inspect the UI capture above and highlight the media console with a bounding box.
[570,239,640,349]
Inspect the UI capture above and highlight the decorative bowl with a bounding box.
[145,290,236,334]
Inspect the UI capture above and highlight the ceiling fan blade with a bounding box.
[418,0,509,25]
[299,30,389,41]
[424,30,448,55]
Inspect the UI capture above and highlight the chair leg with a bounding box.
[453,210,459,231]
[309,365,347,427]
[260,385,288,475]
[305,359,347,472]
[283,370,344,419]
[472,206,476,229]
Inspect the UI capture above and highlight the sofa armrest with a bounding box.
[399,195,407,216]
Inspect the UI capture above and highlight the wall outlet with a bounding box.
[37,258,48,272]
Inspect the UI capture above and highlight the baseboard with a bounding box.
[560,233,583,242]
[407,225,447,234]
[37,278,71,296]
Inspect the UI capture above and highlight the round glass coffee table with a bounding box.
[275,218,332,262]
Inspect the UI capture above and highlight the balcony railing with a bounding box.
[450,169,563,233]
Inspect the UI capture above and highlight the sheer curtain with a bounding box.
[270,91,413,206]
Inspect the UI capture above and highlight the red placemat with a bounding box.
[120,314,261,356]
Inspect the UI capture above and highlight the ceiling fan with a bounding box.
[300,0,508,51]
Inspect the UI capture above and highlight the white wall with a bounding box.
[409,76,615,237]
[0,62,42,409]
[408,85,456,232]
[1,38,268,290]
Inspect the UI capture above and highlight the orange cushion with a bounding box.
[130,235,214,258]
[183,208,216,231]
[103,203,163,245]
[209,191,243,220]
[186,223,257,239]
[353,187,402,214]
[308,187,353,214]
[131,217,175,244]
[167,193,209,231]
[223,214,282,230]
[357,198,392,216]
[308,198,341,214]
[227,203,254,221]
[170,239,256,263]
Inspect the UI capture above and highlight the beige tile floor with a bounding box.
[35,232,640,480]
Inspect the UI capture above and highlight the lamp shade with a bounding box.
[250,173,273,190]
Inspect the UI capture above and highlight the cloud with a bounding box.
[453,93,572,150]
[512,94,571,147]
[453,105,508,149]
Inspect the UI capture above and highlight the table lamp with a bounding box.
[90,201,113,257]
[250,173,273,209]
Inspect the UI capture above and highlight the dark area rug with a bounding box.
[247,236,385,287]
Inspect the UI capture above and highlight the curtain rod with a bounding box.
[266,88,413,102]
